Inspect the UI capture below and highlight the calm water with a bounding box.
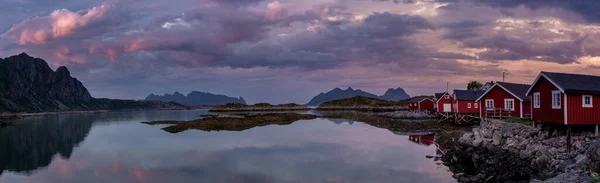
[0,110,455,183]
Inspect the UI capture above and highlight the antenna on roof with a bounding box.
[446,81,449,93]
[503,72,506,82]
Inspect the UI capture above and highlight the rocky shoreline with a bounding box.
[440,119,599,183]
[315,106,408,112]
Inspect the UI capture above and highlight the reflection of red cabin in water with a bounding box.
[408,97,435,111]
[408,135,435,146]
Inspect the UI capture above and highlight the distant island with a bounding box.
[317,96,408,111]
[143,113,318,133]
[306,87,410,106]
[146,91,246,106]
[0,53,193,113]
[209,103,309,112]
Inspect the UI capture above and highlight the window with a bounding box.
[583,95,593,108]
[533,92,540,108]
[485,99,494,110]
[552,90,561,109]
[504,99,514,111]
[444,95,449,99]
[468,103,472,108]
[475,103,478,108]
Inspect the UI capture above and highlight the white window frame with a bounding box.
[474,103,478,108]
[533,92,540,108]
[583,95,593,108]
[504,99,515,111]
[552,90,561,109]
[468,103,472,108]
[444,95,449,99]
[485,99,494,110]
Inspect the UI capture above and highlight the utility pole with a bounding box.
[446,81,449,93]
[503,72,506,82]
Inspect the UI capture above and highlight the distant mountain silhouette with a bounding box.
[306,87,410,106]
[146,91,246,105]
[381,87,410,101]
[0,53,190,112]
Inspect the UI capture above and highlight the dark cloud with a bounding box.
[442,20,487,40]
[436,0,600,23]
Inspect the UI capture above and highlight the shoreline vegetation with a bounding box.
[316,96,408,111]
[208,103,309,112]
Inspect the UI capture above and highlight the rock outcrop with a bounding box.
[443,119,597,182]
[306,87,410,106]
[146,91,246,105]
[0,53,190,112]
[381,87,410,101]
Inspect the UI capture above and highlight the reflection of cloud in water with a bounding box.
[0,110,454,183]
[12,142,450,183]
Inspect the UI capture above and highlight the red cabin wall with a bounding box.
[531,77,564,124]
[566,94,600,125]
[408,102,419,110]
[419,99,434,110]
[436,94,454,113]
[522,101,531,117]
[455,100,479,113]
[480,86,522,118]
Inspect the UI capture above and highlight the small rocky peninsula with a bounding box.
[142,113,318,133]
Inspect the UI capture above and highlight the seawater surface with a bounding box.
[0,110,455,183]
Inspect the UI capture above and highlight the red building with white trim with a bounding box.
[435,92,454,113]
[408,97,435,111]
[453,90,485,113]
[476,82,531,119]
[526,72,600,126]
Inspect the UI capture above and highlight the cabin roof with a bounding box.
[434,92,445,99]
[535,72,600,95]
[496,82,530,100]
[477,82,530,101]
[453,90,485,101]
[409,96,432,103]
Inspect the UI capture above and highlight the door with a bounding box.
[443,104,451,112]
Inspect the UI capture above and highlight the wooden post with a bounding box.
[567,126,572,153]
[532,121,535,128]
[596,125,598,137]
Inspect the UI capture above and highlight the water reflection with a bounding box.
[0,110,455,183]
[0,115,93,175]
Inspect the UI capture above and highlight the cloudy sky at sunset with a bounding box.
[2,0,600,104]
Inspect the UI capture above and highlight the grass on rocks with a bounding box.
[142,113,318,133]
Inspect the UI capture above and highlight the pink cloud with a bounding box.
[2,5,110,45]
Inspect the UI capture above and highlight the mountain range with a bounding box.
[146,91,246,105]
[0,53,189,112]
[305,87,410,106]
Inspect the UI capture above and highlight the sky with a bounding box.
[2,0,600,104]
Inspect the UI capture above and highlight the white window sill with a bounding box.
[552,106,561,109]
[534,106,540,109]
[583,105,593,108]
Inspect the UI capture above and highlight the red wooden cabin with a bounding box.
[435,92,454,113]
[476,82,531,119]
[408,97,435,111]
[526,72,600,126]
[453,90,485,113]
